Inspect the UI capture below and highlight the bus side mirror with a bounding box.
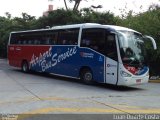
[143,35,157,50]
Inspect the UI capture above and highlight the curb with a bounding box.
[149,80,160,83]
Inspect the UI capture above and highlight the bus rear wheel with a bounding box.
[22,61,29,73]
[80,69,93,84]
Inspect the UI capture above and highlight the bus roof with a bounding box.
[51,23,140,33]
[11,23,140,34]
[52,23,101,29]
[103,25,141,34]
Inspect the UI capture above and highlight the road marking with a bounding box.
[19,108,160,120]
[25,107,123,114]
[1,96,160,114]
[0,96,83,105]
[24,107,160,114]
[123,109,160,114]
[0,96,140,109]
[0,97,69,105]
[19,108,122,120]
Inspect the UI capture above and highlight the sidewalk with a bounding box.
[149,79,160,83]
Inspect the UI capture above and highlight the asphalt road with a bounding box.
[0,59,160,118]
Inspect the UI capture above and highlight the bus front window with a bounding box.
[118,31,147,74]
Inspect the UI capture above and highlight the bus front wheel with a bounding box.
[22,61,29,73]
[80,69,93,84]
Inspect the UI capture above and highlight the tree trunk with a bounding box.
[73,0,81,11]
[64,0,69,10]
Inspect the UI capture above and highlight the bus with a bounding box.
[8,23,157,86]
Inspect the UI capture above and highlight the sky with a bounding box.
[0,0,159,18]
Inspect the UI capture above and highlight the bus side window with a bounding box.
[81,38,91,47]
[23,40,27,44]
[33,39,40,45]
[81,28,105,53]
[11,33,21,44]
[105,33,118,61]
[17,40,21,44]
[51,38,56,45]
[57,28,79,45]
[50,33,57,45]
[28,40,32,44]
[44,37,50,45]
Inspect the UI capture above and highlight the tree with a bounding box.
[0,13,36,58]
[36,9,83,28]
[13,13,36,30]
[80,8,117,24]
[36,8,117,28]
[63,0,87,11]
[118,4,160,75]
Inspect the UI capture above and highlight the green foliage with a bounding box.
[36,8,116,28]
[118,5,160,75]
[80,8,118,24]
[36,9,82,28]
[0,13,36,57]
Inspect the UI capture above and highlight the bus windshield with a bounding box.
[118,31,147,68]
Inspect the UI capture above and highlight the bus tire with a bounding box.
[22,61,29,73]
[80,69,93,84]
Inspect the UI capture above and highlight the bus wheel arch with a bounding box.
[80,67,93,84]
[21,60,29,73]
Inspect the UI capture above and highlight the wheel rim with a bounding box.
[84,72,92,81]
[23,63,28,72]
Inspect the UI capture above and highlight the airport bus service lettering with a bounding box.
[30,46,77,72]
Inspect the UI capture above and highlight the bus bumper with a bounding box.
[117,75,149,86]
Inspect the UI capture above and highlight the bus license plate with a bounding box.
[136,79,141,83]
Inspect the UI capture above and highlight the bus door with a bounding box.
[8,33,23,67]
[105,33,118,85]
[8,45,15,66]
[15,45,22,66]
[8,45,22,67]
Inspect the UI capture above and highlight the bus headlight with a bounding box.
[120,71,132,77]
